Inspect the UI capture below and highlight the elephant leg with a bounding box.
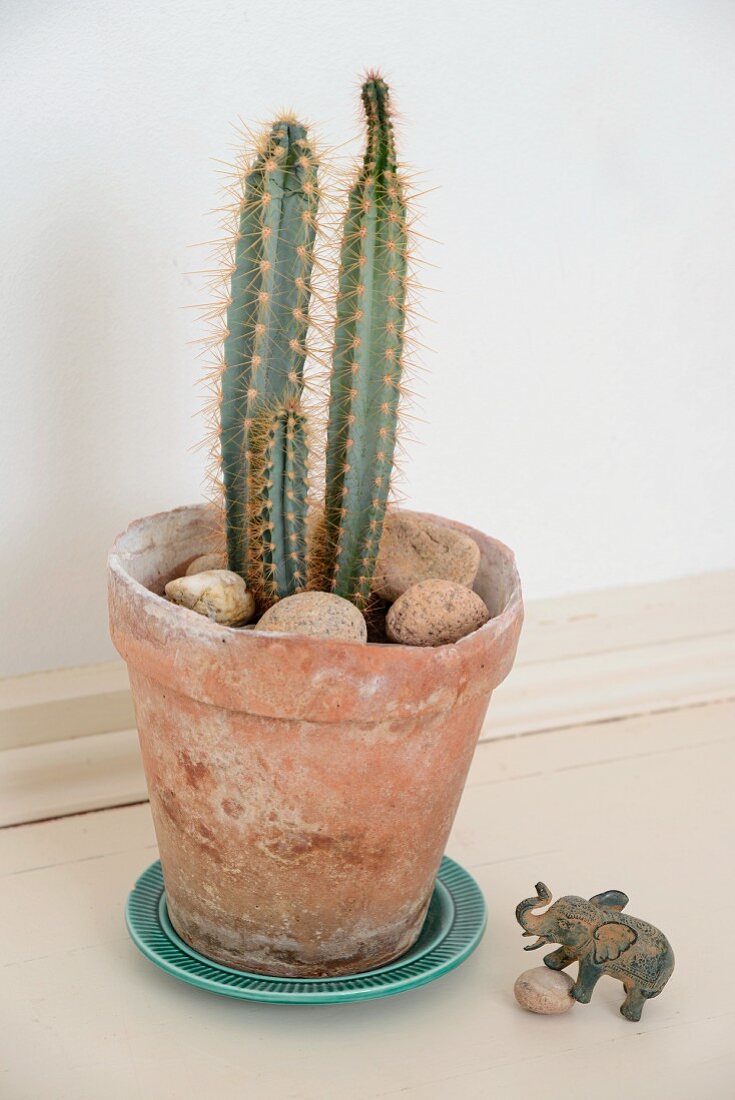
[544,947,576,971]
[620,981,646,1022]
[571,956,604,1003]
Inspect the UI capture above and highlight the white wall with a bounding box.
[1,0,734,676]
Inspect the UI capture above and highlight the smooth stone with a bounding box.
[514,967,575,1015]
[165,570,255,626]
[186,552,227,575]
[255,591,367,643]
[374,512,480,603]
[386,579,490,647]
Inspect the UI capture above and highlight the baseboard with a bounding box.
[1,728,145,827]
[489,628,735,737]
[0,663,134,751]
[2,570,734,827]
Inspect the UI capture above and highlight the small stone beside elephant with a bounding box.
[515,882,675,1021]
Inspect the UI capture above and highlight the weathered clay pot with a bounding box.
[108,504,523,977]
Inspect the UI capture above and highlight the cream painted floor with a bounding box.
[2,700,734,1099]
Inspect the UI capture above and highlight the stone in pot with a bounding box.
[386,578,490,646]
[165,569,255,626]
[256,591,367,643]
[186,552,227,575]
[374,511,481,602]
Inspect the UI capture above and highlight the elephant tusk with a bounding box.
[523,936,550,951]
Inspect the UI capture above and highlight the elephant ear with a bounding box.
[589,889,629,912]
[593,922,637,963]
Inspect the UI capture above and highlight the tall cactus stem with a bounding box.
[320,75,409,607]
[219,118,319,578]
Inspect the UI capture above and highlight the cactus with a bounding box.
[247,402,309,605]
[206,77,415,616]
[319,75,409,607]
[219,117,319,583]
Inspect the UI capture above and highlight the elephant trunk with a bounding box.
[516,882,553,950]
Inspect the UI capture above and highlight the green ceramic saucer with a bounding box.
[125,856,486,1004]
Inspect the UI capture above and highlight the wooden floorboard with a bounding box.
[2,701,733,1098]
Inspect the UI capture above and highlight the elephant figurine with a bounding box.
[516,882,674,1021]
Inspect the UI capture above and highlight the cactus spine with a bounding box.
[320,76,408,607]
[219,117,318,592]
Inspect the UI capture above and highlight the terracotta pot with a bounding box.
[108,504,523,977]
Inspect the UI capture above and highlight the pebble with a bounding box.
[165,570,255,626]
[374,512,480,602]
[255,591,367,642]
[386,579,490,646]
[513,967,575,1015]
[186,552,227,575]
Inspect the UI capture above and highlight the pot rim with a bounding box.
[108,503,523,720]
[109,502,522,652]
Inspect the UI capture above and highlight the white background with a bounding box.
[1,0,733,676]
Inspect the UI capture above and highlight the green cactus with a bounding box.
[319,76,408,607]
[209,79,414,617]
[220,117,318,581]
[247,402,309,605]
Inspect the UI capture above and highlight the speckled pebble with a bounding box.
[386,579,490,646]
[165,570,255,626]
[186,552,227,575]
[255,591,367,642]
[514,967,575,1014]
[374,512,480,602]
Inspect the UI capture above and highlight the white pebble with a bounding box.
[165,570,255,626]
[514,967,575,1015]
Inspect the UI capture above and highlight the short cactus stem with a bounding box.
[220,118,319,578]
[321,75,409,607]
[247,403,309,607]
